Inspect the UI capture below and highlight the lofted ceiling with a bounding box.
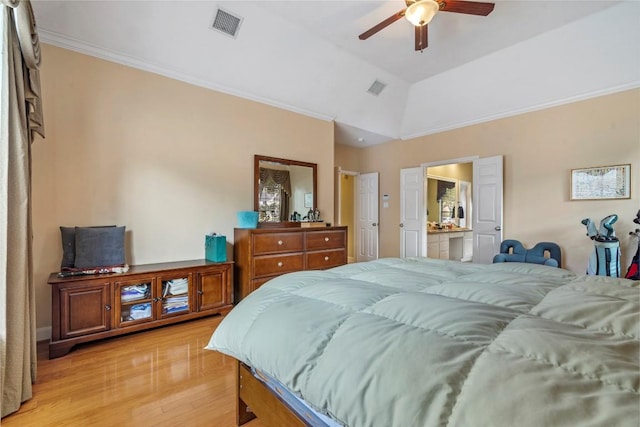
[32,1,640,147]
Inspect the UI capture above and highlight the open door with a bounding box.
[472,155,503,263]
[357,172,379,262]
[400,167,425,257]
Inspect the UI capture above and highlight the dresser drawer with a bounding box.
[253,233,304,255]
[306,230,346,251]
[253,253,304,278]
[306,249,346,270]
[251,277,272,293]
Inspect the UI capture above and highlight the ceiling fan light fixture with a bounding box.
[405,0,439,27]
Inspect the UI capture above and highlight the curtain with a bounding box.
[436,179,455,201]
[1,0,44,418]
[259,168,291,221]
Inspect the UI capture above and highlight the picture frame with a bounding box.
[570,164,631,200]
[304,192,313,208]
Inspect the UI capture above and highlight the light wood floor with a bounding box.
[2,316,264,427]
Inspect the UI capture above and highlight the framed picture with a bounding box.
[304,192,313,208]
[570,164,631,200]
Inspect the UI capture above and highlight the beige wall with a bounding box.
[32,44,335,332]
[335,89,640,275]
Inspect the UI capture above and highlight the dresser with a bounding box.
[234,226,348,301]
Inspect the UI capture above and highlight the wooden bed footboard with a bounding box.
[236,360,308,427]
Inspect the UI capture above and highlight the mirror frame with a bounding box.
[254,155,317,226]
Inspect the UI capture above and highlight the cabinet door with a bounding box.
[427,239,440,259]
[196,266,231,311]
[158,272,193,319]
[462,232,474,262]
[439,234,450,260]
[114,277,155,327]
[60,281,111,339]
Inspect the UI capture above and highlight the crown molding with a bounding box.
[400,82,640,141]
[37,29,639,145]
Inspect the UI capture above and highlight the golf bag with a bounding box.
[624,209,640,280]
[587,239,621,277]
[582,214,621,277]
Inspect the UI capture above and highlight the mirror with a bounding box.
[426,175,471,229]
[254,155,317,224]
[427,176,458,224]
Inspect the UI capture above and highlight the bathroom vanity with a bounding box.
[427,229,473,262]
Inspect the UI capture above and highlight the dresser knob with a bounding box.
[105,304,111,311]
[324,237,329,242]
[277,262,283,267]
[278,240,283,245]
[324,256,329,261]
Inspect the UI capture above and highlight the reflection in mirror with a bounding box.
[427,177,457,224]
[426,175,471,228]
[254,155,317,224]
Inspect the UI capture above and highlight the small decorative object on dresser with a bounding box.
[205,233,227,262]
[233,226,347,302]
[48,259,233,358]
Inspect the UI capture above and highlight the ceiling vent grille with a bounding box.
[211,8,243,38]
[367,80,386,96]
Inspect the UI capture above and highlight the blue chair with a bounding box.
[492,239,562,268]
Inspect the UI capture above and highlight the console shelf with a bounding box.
[48,259,233,358]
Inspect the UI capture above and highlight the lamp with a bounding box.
[405,0,440,26]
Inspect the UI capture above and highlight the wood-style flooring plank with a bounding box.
[1,316,263,427]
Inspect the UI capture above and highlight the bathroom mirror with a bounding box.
[254,155,317,225]
[427,175,471,229]
[427,176,457,224]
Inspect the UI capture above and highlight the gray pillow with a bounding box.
[74,226,126,269]
[60,225,116,268]
[60,226,77,268]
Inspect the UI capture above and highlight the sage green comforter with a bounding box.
[207,258,639,427]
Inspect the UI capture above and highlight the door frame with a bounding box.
[335,167,358,263]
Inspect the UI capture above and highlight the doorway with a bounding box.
[337,169,357,263]
[336,169,379,263]
[399,155,503,263]
[425,162,473,261]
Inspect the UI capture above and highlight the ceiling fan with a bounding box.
[358,0,495,52]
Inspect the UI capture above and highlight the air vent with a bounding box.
[211,8,243,38]
[367,80,386,96]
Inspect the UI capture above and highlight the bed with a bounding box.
[206,257,639,427]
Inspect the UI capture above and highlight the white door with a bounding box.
[357,172,379,262]
[400,167,425,258]
[472,156,503,263]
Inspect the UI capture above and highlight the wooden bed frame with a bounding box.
[236,360,310,427]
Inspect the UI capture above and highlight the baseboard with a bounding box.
[37,326,52,342]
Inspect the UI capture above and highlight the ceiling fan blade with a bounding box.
[359,9,406,40]
[439,1,495,16]
[415,25,428,51]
